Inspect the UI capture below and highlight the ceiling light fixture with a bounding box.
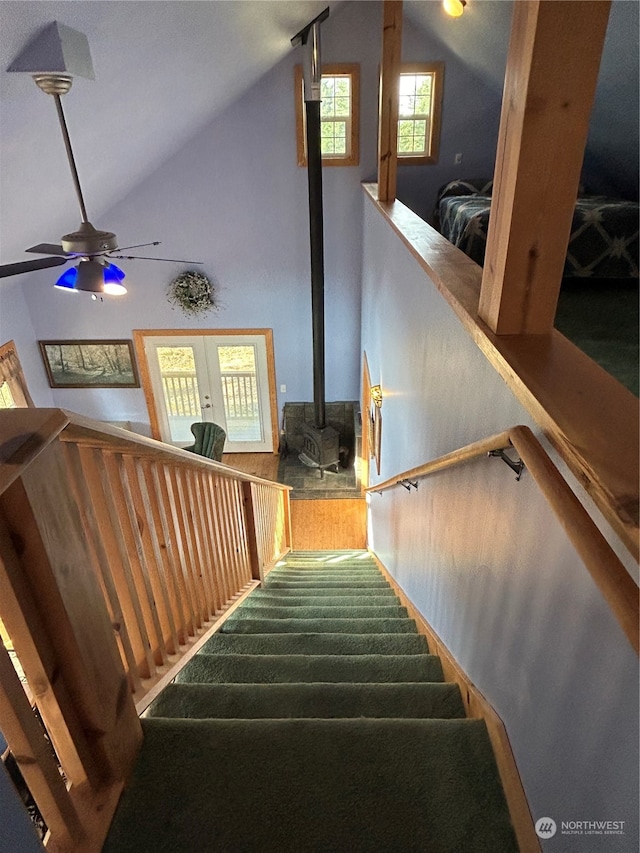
[54,259,127,295]
[443,0,466,17]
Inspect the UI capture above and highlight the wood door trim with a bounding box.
[133,329,279,452]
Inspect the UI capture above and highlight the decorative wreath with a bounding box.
[167,271,217,316]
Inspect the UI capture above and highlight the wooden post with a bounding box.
[242,481,263,583]
[479,0,611,335]
[377,0,402,202]
[0,443,142,787]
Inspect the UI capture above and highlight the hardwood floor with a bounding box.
[221,453,367,550]
[221,452,280,481]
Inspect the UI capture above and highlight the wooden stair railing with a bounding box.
[365,425,639,655]
[0,408,291,852]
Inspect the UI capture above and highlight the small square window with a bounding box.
[295,64,360,167]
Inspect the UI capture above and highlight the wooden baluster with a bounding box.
[125,455,180,658]
[76,447,154,681]
[158,465,198,637]
[167,466,204,628]
[224,478,245,590]
[184,469,214,621]
[142,461,186,647]
[213,476,237,598]
[116,454,168,667]
[193,470,221,614]
[101,452,162,674]
[64,444,141,695]
[203,472,231,607]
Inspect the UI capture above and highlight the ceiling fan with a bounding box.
[0,73,201,293]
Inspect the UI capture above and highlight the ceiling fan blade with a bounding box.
[109,254,204,264]
[0,257,68,278]
[111,241,161,253]
[26,243,71,257]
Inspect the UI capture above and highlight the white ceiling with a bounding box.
[0,1,335,264]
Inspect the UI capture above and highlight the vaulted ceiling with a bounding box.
[1,0,637,278]
[0,1,336,264]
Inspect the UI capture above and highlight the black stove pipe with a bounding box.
[292,7,330,432]
[305,98,326,430]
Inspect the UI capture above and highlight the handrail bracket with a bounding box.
[488,448,525,481]
[400,479,419,491]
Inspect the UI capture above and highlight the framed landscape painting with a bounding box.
[39,340,140,388]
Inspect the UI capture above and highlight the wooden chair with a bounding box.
[184,422,226,462]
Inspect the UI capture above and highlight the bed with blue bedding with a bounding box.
[436,179,640,279]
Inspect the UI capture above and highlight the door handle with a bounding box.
[201,403,211,409]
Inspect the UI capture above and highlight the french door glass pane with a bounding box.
[0,383,16,409]
[157,346,200,442]
[217,345,262,442]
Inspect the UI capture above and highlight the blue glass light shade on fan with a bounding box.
[53,265,80,291]
[54,260,126,295]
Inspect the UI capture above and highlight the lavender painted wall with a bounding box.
[0,277,54,406]
[361,196,639,851]
[18,1,382,430]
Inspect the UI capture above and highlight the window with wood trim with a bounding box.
[0,340,34,407]
[397,62,444,165]
[295,64,360,167]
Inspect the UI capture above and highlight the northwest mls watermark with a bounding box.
[535,817,626,840]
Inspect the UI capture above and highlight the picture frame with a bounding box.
[38,340,140,388]
[369,399,382,475]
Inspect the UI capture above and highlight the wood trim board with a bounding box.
[373,554,542,853]
[132,328,279,453]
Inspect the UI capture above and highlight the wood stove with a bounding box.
[299,421,340,477]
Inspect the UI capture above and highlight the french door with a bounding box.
[139,331,276,452]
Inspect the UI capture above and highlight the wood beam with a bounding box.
[377,0,402,202]
[479,1,611,335]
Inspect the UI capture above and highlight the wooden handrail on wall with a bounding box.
[365,425,639,655]
[0,408,292,852]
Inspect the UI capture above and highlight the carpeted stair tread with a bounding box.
[234,604,408,620]
[175,652,444,684]
[265,576,388,584]
[200,632,430,656]
[104,717,518,853]
[273,551,374,563]
[267,569,384,577]
[264,577,391,589]
[251,586,398,597]
[109,550,517,851]
[146,681,465,720]
[221,616,418,634]
[242,593,402,607]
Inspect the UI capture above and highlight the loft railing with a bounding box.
[365,425,639,655]
[0,408,291,851]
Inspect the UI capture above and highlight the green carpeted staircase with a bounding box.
[104,551,518,852]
